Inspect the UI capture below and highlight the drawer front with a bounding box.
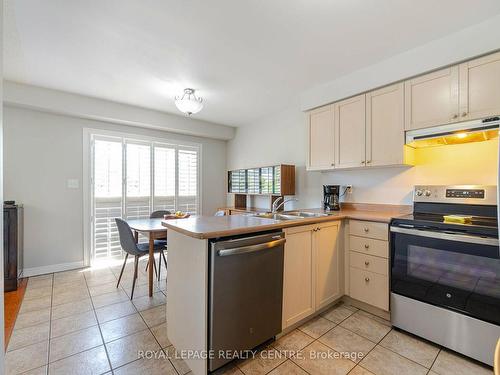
[350,220,388,240]
[350,251,388,276]
[349,235,388,258]
[349,267,389,311]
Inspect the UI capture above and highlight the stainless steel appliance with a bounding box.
[390,185,499,365]
[323,185,340,211]
[208,231,285,372]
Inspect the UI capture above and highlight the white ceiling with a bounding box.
[5,1,500,127]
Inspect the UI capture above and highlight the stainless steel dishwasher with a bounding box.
[208,231,285,372]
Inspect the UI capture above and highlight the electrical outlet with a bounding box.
[345,185,353,194]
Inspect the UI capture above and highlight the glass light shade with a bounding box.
[175,88,204,115]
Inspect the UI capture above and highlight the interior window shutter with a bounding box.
[125,141,151,220]
[93,138,123,260]
[177,146,199,214]
[153,144,176,213]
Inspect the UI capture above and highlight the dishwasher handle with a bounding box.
[218,238,285,257]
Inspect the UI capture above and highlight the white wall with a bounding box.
[4,81,235,140]
[227,105,498,210]
[3,105,227,274]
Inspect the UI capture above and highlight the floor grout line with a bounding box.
[83,267,116,374]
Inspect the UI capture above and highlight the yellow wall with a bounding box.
[413,139,498,185]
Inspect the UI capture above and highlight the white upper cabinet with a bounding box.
[307,51,500,170]
[459,51,500,121]
[366,83,405,166]
[404,66,459,130]
[334,94,366,169]
[308,105,334,170]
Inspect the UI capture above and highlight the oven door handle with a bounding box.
[390,226,499,246]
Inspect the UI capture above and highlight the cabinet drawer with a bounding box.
[350,251,388,276]
[349,235,388,259]
[349,267,389,311]
[350,220,388,240]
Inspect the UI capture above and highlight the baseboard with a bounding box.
[23,261,86,277]
[342,295,391,321]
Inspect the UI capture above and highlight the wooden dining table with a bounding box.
[126,218,168,297]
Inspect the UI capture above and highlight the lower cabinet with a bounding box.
[348,220,390,311]
[349,266,389,311]
[282,221,341,329]
[315,222,341,310]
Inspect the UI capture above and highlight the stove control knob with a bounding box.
[415,189,423,196]
[424,190,432,197]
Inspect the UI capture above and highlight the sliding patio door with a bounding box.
[89,133,200,263]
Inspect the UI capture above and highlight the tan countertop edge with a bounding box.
[162,203,411,240]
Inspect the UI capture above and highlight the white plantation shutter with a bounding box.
[93,139,123,260]
[178,147,199,214]
[90,133,200,262]
[125,142,151,220]
[153,145,176,213]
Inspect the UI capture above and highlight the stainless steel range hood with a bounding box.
[405,117,499,148]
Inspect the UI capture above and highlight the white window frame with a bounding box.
[83,128,202,266]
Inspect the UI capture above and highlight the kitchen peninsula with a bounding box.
[163,204,409,375]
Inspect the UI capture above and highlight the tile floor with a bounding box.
[5,258,494,375]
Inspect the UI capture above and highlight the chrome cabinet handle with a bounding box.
[462,112,467,117]
[361,161,366,164]
[365,277,370,282]
[366,160,372,164]
[364,261,370,266]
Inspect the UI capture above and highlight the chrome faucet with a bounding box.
[272,197,298,213]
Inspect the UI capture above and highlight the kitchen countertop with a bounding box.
[162,204,411,239]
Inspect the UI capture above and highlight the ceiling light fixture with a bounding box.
[174,88,203,115]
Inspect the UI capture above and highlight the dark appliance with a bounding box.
[4,203,24,292]
[323,185,340,211]
[390,185,499,365]
[208,231,285,372]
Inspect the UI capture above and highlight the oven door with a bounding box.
[390,226,500,325]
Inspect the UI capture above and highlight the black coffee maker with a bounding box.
[323,185,340,211]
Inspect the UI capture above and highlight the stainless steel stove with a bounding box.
[390,185,499,366]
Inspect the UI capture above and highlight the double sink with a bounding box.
[252,211,329,221]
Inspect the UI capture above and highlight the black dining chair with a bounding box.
[115,218,167,299]
[150,210,172,219]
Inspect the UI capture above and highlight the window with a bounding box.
[90,133,201,261]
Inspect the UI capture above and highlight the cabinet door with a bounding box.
[308,105,335,170]
[459,51,500,121]
[366,83,405,166]
[314,222,341,310]
[282,226,315,329]
[404,66,459,130]
[334,94,366,169]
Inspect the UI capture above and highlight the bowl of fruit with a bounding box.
[164,211,190,220]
